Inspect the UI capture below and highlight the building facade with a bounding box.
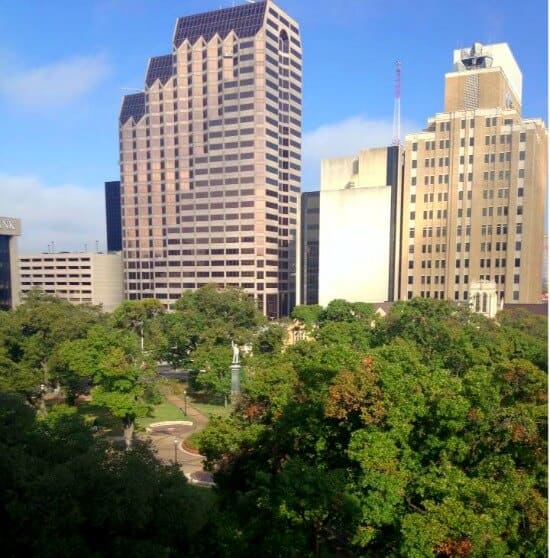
[300,191,319,305]
[105,180,122,252]
[0,217,21,309]
[318,146,402,305]
[19,252,124,312]
[400,43,547,304]
[118,0,302,317]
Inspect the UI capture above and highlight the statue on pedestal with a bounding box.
[231,340,240,365]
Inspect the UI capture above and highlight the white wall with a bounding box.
[92,252,123,312]
[319,185,392,305]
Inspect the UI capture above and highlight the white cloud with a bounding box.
[0,174,106,253]
[302,114,421,190]
[0,54,110,110]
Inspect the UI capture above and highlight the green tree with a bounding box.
[170,285,265,398]
[0,290,103,406]
[198,298,547,556]
[52,324,157,447]
[291,304,323,325]
[190,342,232,401]
[111,298,166,353]
[0,393,220,557]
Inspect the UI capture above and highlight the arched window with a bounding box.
[279,30,289,53]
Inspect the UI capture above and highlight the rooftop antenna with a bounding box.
[95,240,100,253]
[392,60,401,147]
[51,241,55,254]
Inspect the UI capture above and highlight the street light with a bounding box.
[183,390,187,416]
[173,438,178,464]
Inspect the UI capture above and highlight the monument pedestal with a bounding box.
[230,363,241,399]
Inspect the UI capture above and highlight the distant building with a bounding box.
[19,252,123,312]
[0,216,21,309]
[400,42,547,304]
[300,191,319,305]
[543,234,547,294]
[318,146,401,306]
[118,0,302,317]
[105,181,122,252]
[468,279,500,318]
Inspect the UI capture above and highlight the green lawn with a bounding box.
[189,399,233,420]
[136,400,190,429]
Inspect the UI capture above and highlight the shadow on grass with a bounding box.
[75,401,124,437]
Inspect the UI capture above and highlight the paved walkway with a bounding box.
[138,393,213,483]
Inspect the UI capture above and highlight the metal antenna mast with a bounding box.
[392,60,401,147]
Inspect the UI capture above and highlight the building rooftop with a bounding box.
[120,92,145,125]
[145,54,174,87]
[173,1,267,47]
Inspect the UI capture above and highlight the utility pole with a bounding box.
[392,60,402,147]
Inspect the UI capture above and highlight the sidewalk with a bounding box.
[164,393,209,433]
[138,393,211,479]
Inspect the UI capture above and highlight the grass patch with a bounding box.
[189,399,233,420]
[157,378,186,397]
[185,431,202,451]
[136,400,190,429]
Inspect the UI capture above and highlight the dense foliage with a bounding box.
[0,291,547,556]
[0,395,217,557]
[199,298,548,557]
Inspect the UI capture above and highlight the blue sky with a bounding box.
[0,0,547,251]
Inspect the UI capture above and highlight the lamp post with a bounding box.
[173,438,178,464]
[183,390,187,416]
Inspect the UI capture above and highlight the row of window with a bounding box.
[128,283,281,294]
[480,241,522,251]
[21,281,91,287]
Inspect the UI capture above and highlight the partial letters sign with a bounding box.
[0,219,16,231]
[0,217,20,235]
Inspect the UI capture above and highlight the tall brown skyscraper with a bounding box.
[400,43,547,305]
[119,1,302,317]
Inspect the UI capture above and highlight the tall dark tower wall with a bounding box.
[105,180,122,252]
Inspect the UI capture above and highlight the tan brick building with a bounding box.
[119,0,302,317]
[400,43,547,304]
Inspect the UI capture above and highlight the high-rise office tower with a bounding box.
[400,43,547,304]
[300,191,319,305]
[105,180,122,252]
[118,1,302,317]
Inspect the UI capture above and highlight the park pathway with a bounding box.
[138,392,213,483]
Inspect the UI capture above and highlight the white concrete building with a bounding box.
[318,147,402,306]
[469,279,500,318]
[19,252,124,312]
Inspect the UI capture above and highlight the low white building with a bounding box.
[19,251,124,312]
[468,279,501,318]
[318,146,402,306]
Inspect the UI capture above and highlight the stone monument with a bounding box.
[230,340,241,397]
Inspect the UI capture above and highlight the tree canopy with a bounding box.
[198,298,548,556]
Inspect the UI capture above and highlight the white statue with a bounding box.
[231,340,240,365]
